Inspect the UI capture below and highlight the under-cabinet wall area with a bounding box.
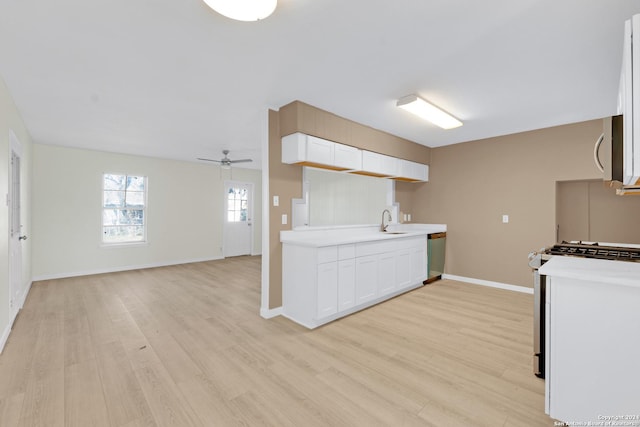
[556,179,640,244]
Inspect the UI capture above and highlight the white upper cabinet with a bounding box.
[394,159,429,182]
[281,132,361,171]
[355,151,398,177]
[282,132,428,181]
[306,135,333,166]
[619,14,640,186]
[333,142,361,170]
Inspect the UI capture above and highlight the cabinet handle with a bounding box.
[593,133,605,173]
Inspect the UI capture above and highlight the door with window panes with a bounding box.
[224,181,252,257]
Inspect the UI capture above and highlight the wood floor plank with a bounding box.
[0,256,554,426]
[64,360,110,427]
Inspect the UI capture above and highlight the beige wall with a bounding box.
[557,179,640,243]
[268,101,432,309]
[32,144,262,279]
[0,75,33,346]
[414,119,604,287]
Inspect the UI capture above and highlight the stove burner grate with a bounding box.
[546,242,640,262]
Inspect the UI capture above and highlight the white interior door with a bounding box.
[224,181,253,257]
[9,131,24,320]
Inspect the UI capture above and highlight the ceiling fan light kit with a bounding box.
[397,94,463,130]
[202,0,277,21]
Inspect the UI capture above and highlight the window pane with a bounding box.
[104,174,126,190]
[103,226,144,243]
[127,176,145,192]
[104,191,125,207]
[126,191,145,207]
[103,209,118,225]
[240,209,247,221]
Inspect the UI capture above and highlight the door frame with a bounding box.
[8,129,24,322]
[223,180,254,257]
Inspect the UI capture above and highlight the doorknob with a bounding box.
[19,235,27,241]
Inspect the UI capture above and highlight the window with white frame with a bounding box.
[227,186,248,222]
[102,173,147,244]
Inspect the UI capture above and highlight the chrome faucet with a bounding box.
[380,209,392,232]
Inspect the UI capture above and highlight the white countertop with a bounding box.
[539,256,640,289]
[280,223,446,247]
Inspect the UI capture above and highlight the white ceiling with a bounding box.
[1,0,639,170]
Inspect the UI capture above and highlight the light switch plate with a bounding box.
[502,214,509,223]
[273,195,279,207]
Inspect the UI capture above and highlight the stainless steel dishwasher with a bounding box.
[424,232,446,284]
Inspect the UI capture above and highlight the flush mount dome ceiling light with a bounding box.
[397,94,463,130]
[202,0,277,21]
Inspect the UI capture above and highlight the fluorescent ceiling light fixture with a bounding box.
[396,94,463,129]
[202,0,277,21]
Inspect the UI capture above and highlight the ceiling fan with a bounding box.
[197,150,252,167]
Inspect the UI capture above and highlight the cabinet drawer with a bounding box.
[338,244,355,260]
[317,246,338,264]
[356,240,396,257]
[398,236,426,249]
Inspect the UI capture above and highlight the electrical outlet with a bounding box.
[282,214,287,225]
[502,214,509,224]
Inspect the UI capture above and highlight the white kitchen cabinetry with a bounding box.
[281,132,429,182]
[281,132,361,171]
[619,14,640,186]
[316,262,338,318]
[355,151,398,177]
[355,255,379,304]
[283,235,427,328]
[394,159,429,182]
[333,143,361,170]
[338,259,356,310]
[539,257,640,424]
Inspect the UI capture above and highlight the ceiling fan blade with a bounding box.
[197,158,222,163]
[229,159,253,163]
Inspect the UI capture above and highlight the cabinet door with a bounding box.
[378,252,396,296]
[334,143,361,170]
[317,262,338,319]
[338,259,356,311]
[411,245,427,283]
[396,249,412,289]
[355,255,378,304]
[307,136,333,166]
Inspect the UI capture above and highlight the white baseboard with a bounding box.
[442,274,533,294]
[260,306,282,319]
[17,280,33,310]
[32,256,225,282]
[1,279,34,354]
[0,323,11,354]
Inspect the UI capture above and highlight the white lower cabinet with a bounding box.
[396,249,412,289]
[338,259,356,310]
[378,252,396,296]
[355,255,378,304]
[411,245,427,284]
[282,235,427,328]
[317,262,338,318]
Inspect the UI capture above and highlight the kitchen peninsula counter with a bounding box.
[280,223,446,247]
[281,223,446,329]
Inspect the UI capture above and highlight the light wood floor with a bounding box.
[0,256,554,426]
